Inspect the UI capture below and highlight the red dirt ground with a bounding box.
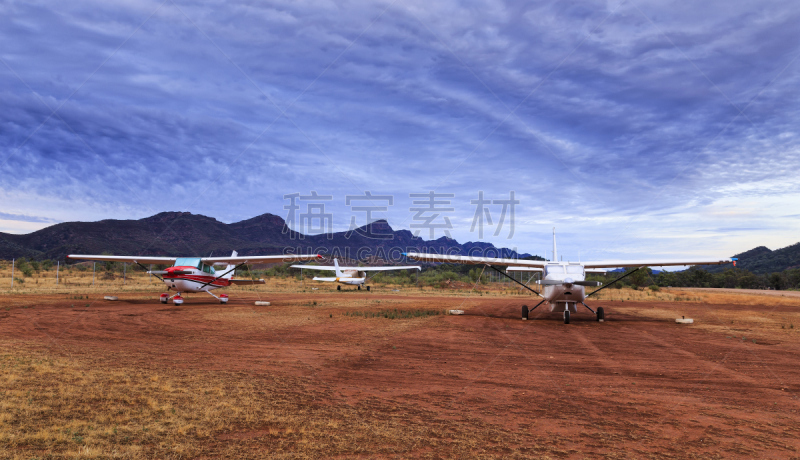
[2,291,800,458]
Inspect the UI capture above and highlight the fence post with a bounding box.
[56,261,60,286]
[11,258,14,289]
[93,262,96,286]
[123,262,126,284]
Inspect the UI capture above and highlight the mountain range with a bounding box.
[1,212,797,274]
[705,243,800,274]
[0,212,533,263]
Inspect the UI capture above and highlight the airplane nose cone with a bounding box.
[564,277,574,284]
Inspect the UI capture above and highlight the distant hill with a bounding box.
[706,243,800,274]
[0,212,534,263]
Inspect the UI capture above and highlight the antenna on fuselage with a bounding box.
[552,227,557,263]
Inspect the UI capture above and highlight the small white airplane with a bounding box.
[291,258,421,291]
[66,251,320,304]
[405,229,736,324]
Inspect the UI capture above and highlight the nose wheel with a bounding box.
[563,310,570,324]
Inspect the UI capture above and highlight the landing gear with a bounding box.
[160,293,168,304]
[366,286,370,291]
[173,294,184,306]
[563,310,570,324]
[357,285,361,290]
[205,291,227,304]
[521,305,529,320]
[596,306,605,322]
[337,285,341,291]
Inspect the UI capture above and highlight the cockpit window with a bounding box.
[201,264,215,274]
[545,265,565,275]
[566,265,583,275]
[174,257,202,269]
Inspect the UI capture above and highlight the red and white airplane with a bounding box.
[66,251,320,305]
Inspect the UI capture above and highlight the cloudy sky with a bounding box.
[1,0,798,260]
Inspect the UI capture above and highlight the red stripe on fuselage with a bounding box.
[164,274,231,287]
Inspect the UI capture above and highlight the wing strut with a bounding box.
[585,267,643,298]
[198,262,248,289]
[486,264,545,298]
[135,261,163,282]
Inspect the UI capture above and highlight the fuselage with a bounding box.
[542,263,586,313]
[312,269,366,285]
[162,257,229,293]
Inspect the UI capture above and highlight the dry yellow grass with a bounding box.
[0,345,557,459]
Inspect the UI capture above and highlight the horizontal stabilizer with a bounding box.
[229,279,265,285]
[312,277,338,282]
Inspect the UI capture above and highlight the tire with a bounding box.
[357,285,361,290]
[596,306,605,321]
[366,286,370,291]
[564,310,570,324]
[337,285,341,291]
[521,305,529,320]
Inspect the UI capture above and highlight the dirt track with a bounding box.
[2,290,800,458]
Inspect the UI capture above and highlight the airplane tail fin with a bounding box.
[334,258,344,277]
[553,227,558,263]
[221,250,238,279]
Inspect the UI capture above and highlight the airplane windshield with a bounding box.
[174,257,201,269]
[566,265,583,275]
[545,265,565,275]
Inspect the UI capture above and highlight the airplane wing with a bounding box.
[67,255,177,265]
[290,264,421,271]
[404,252,547,268]
[202,254,321,265]
[356,265,421,271]
[68,253,321,265]
[505,267,543,272]
[582,258,734,269]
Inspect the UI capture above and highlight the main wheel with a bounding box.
[521,305,529,320]
[337,285,341,291]
[357,285,361,290]
[596,306,605,322]
[366,286,370,291]
[563,310,570,324]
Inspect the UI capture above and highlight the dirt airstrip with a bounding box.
[1,288,799,459]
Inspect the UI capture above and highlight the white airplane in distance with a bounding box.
[405,229,736,324]
[66,251,320,305]
[291,258,421,291]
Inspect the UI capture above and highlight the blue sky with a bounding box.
[1,0,798,260]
